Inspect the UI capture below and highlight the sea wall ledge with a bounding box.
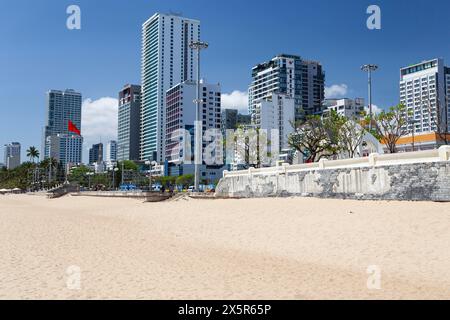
[216,146,450,202]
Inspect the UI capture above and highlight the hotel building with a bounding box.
[399,58,450,151]
[141,13,200,163]
[118,84,141,161]
[43,89,83,166]
[45,134,83,166]
[248,54,325,122]
[165,80,223,182]
[253,93,295,150]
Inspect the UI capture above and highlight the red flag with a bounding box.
[68,120,81,135]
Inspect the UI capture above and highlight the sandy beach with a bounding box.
[0,194,449,300]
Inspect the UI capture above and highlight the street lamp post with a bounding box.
[112,163,119,190]
[86,172,94,190]
[361,64,379,131]
[189,41,209,192]
[121,161,124,186]
[145,160,157,191]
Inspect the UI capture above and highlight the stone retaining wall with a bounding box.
[216,147,450,202]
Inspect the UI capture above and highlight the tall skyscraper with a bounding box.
[248,54,325,121]
[400,58,450,134]
[105,140,118,164]
[4,142,21,170]
[89,143,103,164]
[141,13,200,163]
[118,84,141,161]
[43,89,83,166]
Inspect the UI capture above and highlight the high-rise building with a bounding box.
[45,135,83,166]
[253,93,295,150]
[89,143,103,164]
[400,58,450,134]
[221,109,252,135]
[165,80,223,182]
[221,109,238,133]
[237,114,252,126]
[248,54,325,121]
[141,13,200,163]
[118,84,141,161]
[105,140,118,164]
[43,89,83,166]
[4,142,21,170]
[322,98,365,120]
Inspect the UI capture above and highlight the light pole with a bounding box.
[361,64,379,131]
[189,40,209,192]
[112,163,119,190]
[121,161,124,186]
[145,160,157,191]
[86,172,94,190]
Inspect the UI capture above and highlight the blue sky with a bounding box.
[1,0,449,162]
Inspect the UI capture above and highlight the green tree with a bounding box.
[288,113,341,163]
[67,165,92,187]
[337,116,367,159]
[370,104,410,154]
[0,162,34,190]
[175,174,194,188]
[26,146,40,163]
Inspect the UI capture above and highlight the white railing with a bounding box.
[223,146,450,178]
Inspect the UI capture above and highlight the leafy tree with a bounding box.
[67,165,92,187]
[370,104,410,154]
[116,160,139,185]
[39,157,60,187]
[428,98,449,145]
[232,126,271,168]
[337,116,367,159]
[176,174,194,188]
[0,162,34,189]
[288,113,341,163]
[154,176,177,188]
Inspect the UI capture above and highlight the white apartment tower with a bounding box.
[253,94,295,150]
[400,58,450,134]
[141,13,200,163]
[249,54,325,122]
[4,142,21,170]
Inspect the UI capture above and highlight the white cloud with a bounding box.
[325,84,348,99]
[221,90,249,113]
[365,104,383,115]
[81,97,118,158]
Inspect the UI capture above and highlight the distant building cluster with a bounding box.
[6,12,449,179]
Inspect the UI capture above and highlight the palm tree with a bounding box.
[26,146,40,163]
[40,157,59,187]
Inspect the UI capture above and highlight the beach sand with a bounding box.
[0,194,449,300]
